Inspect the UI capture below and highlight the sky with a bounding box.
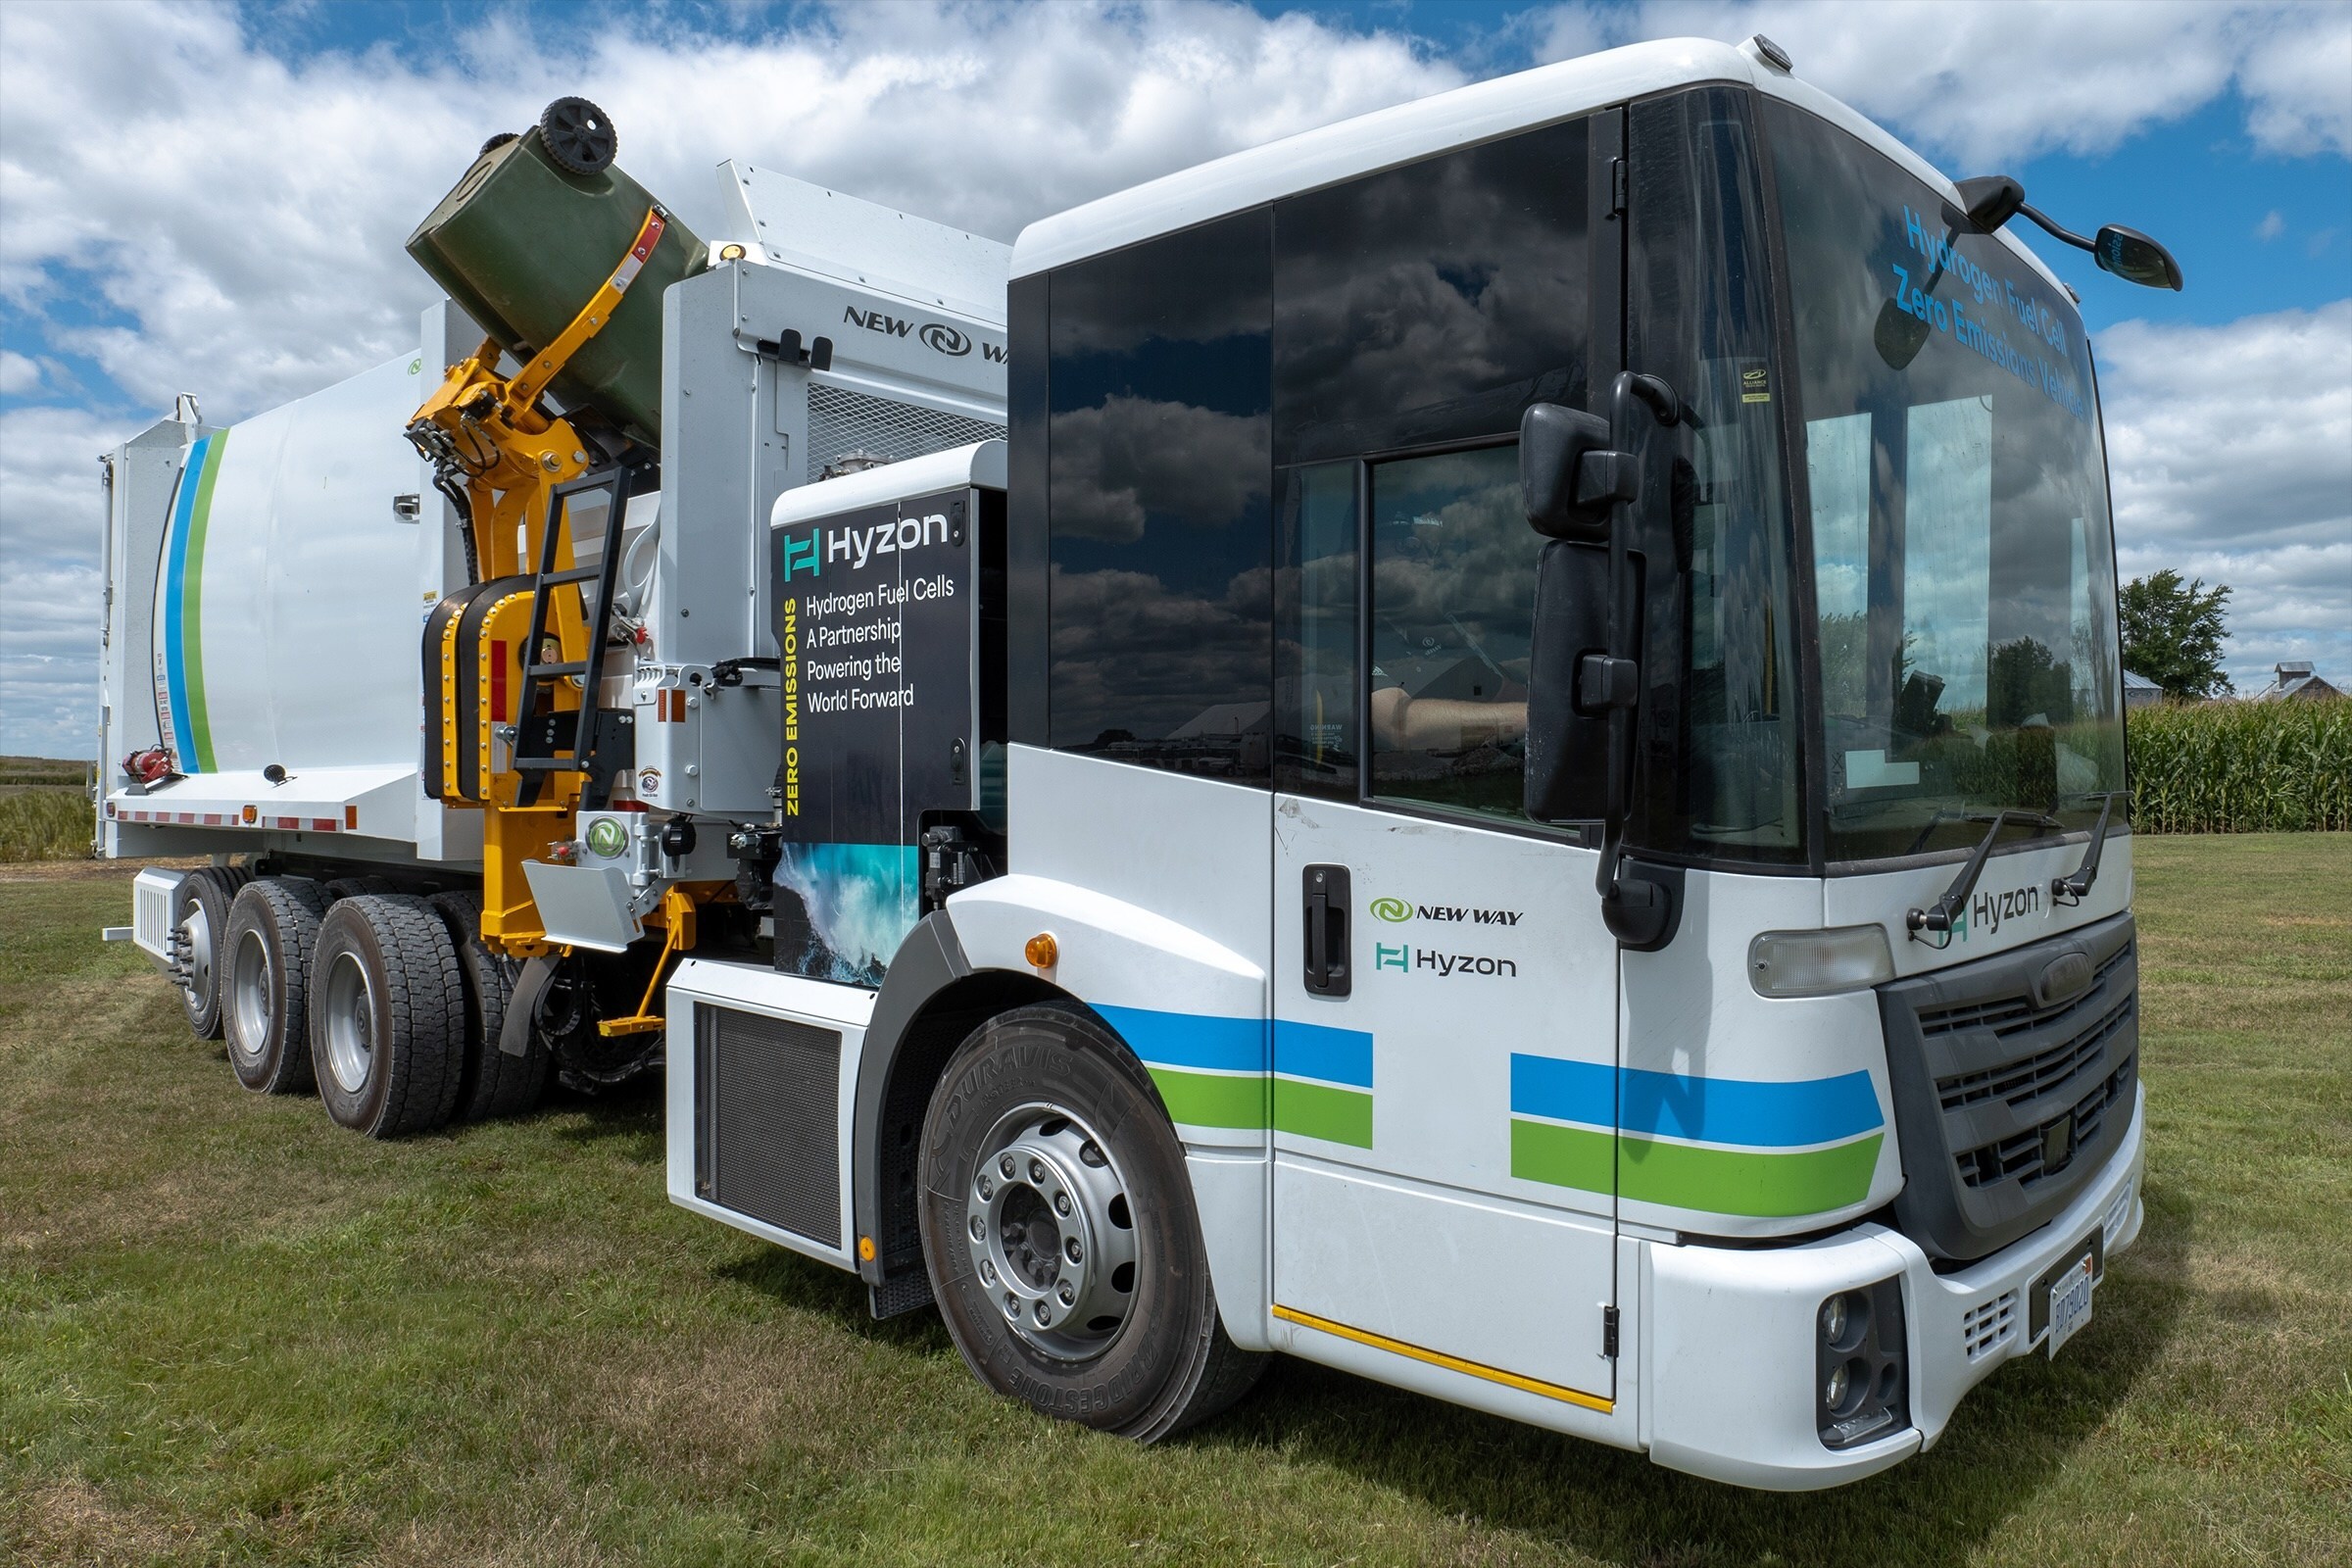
[1,0,2346,760]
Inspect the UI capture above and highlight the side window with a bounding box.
[1275,462,1358,798]
[1366,445,1533,823]
[1046,210,1273,779]
[1274,118,1592,465]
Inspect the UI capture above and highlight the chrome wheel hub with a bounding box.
[176,903,213,1007]
[228,926,272,1060]
[964,1106,1139,1360]
[322,951,374,1095]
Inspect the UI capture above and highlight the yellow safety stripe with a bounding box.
[1271,1304,1615,1413]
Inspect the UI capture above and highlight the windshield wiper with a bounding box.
[1902,807,2062,858]
[1905,808,2061,942]
[2050,790,2129,905]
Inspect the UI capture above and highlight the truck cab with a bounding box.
[670,34,2145,1488]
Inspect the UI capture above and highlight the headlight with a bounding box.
[1817,1278,1909,1449]
[1748,924,1896,998]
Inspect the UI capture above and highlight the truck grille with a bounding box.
[1878,910,2138,1262]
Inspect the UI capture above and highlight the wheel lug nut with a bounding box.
[1054,1192,1071,1216]
[977,1175,993,1200]
[1029,1158,1047,1184]
[1034,1300,1051,1326]
[979,1259,996,1284]
[1065,1237,1082,1264]
[1004,1294,1019,1318]
[1000,1154,1017,1180]
[1057,1283,1075,1305]
[968,1215,984,1242]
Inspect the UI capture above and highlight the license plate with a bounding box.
[2046,1251,2095,1358]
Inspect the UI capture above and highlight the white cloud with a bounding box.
[2097,303,2352,689]
[2256,209,2286,242]
[0,350,39,395]
[1534,1,2352,166]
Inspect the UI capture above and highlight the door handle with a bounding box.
[1302,863,1351,998]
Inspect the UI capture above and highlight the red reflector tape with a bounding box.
[276,816,299,829]
[312,818,338,832]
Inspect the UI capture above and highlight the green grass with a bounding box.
[4,841,2347,1566]
[0,789,92,861]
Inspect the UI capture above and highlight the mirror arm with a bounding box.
[2015,203,2096,256]
[1592,370,1681,943]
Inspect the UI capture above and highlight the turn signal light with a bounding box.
[1024,933,1057,970]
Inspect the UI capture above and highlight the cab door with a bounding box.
[1262,106,1625,1408]
[1268,453,1621,1408]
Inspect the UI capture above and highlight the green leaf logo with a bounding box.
[1369,897,1412,923]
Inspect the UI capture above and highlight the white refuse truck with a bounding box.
[98,36,2179,1486]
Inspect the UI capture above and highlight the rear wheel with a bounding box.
[169,866,248,1039]
[321,875,399,903]
[222,878,329,1094]
[309,895,466,1138]
[917,1004,1266,1441]
[426,890,550,1121]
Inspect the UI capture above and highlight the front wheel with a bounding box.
[917,1004,1265,1441]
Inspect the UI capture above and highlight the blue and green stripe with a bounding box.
[1095,1005,1375,1149]
[162,431,229,772]
[1509,1054,1885,1217]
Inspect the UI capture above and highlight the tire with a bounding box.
[426,890,550,1121]
[918,1004,1267,1441]
[321,875,399,903]
[308,895,467,1138]
[221,878,330,1094]
[168,866,247,1039]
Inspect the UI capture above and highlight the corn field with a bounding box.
[2127,697,2352,833]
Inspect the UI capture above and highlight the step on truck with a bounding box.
[98,36,2181,1487]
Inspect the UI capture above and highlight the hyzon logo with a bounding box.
[1374,942,1517,979]
[1370,897,1413,923]
[919,321,971,357]
[585,817,629,858]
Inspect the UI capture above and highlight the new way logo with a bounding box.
[1369,897,1521,926]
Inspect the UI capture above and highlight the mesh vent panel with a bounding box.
[699,1005,842,1247]
[806,382,1004,483]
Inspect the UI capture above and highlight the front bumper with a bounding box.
[1641,1083,2146,1490]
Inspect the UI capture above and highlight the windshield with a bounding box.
[1765,101,2128,863]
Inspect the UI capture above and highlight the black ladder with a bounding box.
[511,460,649,808]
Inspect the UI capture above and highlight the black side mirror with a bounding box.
[2093,224,2183,290]
[1520,403,1628,540]
[1523,539,1614,824]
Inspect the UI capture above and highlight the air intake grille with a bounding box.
[806,383,1004,484]
[1962,1290,2019,1361]
[696,1004,842,1247]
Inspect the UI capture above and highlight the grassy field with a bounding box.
[3,840,2346,1566]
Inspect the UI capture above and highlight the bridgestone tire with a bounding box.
[308,895,467,1138]
[169,866,247,1039]
[426,890,550,1121]
[918,1004,1267,1442]
[221,878,330,1094]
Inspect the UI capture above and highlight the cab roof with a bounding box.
[1009,36,2071,303]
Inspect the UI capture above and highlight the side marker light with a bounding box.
[1024,933,1057,970]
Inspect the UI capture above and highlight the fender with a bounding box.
[851,874,1269,1326]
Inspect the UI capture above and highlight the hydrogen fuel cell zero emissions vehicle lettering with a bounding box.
[99,37,2164,1492]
